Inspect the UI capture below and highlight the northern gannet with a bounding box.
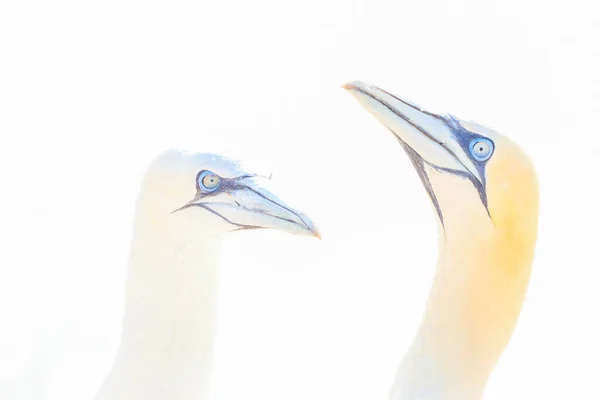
[344,81,539,400]
[94,150,319,400]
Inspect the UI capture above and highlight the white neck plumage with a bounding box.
[94,223,222,400]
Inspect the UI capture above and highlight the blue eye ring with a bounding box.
[197,170,221,193]
[469,137,494,162]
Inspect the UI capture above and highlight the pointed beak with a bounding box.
[342,80,484,185]
[194,176,321,239]
[229,180,321,239]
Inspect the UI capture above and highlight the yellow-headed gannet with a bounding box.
[94,150,319,400]
[344,81,539,400]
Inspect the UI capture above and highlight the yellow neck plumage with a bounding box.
[390,160,539,400]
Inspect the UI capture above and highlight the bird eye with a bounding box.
[197,170,221,192]
[469,138,494,162]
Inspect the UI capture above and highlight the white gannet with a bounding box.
[93,150,319,400]
[344,81,539,400]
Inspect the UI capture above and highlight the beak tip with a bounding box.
[342,80,370,92]
[303,220,321,240]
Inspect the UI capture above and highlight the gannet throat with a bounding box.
[345,82,539,400]
[93,150,319,400]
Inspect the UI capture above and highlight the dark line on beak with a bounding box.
[351,86,476,186]
[172,202,261,230]
[172,185,312,233]
[378,87,448,125]
[352,86,445,146]
[244,186,312,231]
[350,85,491,220]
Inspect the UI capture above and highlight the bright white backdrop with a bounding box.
[1,0,599,399]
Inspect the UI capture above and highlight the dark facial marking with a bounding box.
[173,172,309,232]
[351,86,493,222]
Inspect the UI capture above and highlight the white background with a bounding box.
[1,0,599,399]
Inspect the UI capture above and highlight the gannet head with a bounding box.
[134,150,320,241]
[344,81,540,394]
[343,81,538,242]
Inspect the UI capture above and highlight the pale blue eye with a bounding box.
[469,138,494,161]
[198,170,221,192]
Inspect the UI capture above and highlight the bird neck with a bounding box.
[95,224,222,400]
[389,217,534,400]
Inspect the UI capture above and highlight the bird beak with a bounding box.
[194,177,321,239]
[342,81,484,185]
